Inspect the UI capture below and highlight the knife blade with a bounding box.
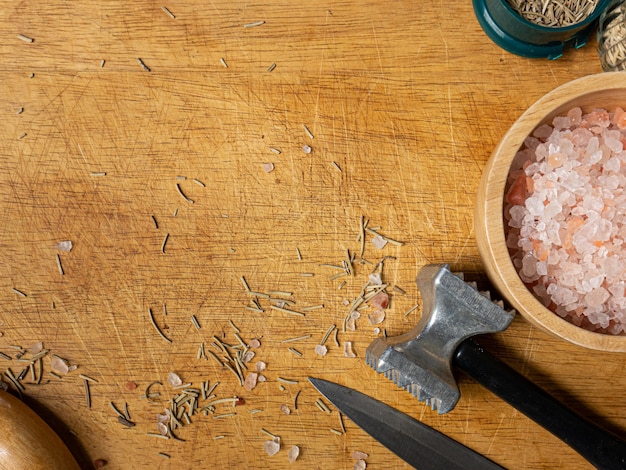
[308,377,505,470]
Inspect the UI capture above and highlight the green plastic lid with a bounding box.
[473,0,613,59]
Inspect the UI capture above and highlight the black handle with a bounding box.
[454,339,626,470]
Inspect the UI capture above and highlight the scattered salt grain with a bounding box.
[354,460,367,470]
[288,445,300,463]
[346,310,360,331]
[157,409,170,424]
[167,372,182,387]
[280,404,291,415]
[262,162,275,173]
[352,451,369,460]
[55,240,73,252]
[264,437,281,456]
[51,356,70,374]
[368,273,382,285]
[370,292,389,309]
[156,422,168,435]
[244,372,258,391]
[249,338,261,348]
[314,344,328,356]
[367,309,386,325]
[256,361,267,372]
[343,341,356,358]
[302,145,312,154]
[371,235,387,249]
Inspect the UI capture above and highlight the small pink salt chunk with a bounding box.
[50,356,70,374]
[249,338,261,348]
[55,240,73,252]
[533,124,553,139]
[346,311,360,331]
[28,342,43,355]
[370,292,389,309]
[368,309,385,325]
[547,152,566,169]
[368,273,382,285]
[567,107,582,126]
[288,445,300,463]
[264,437,281,456]
[302,145,312,154]
[256,361,267,372]
[585,287,610,307]
[167,372,182,387]
[586,109,611,128]
[314,344,328,356]
[244,372,259,391]
[156,409,170,424]
[156,422,168,435]
[354,460,367,470]
[552,115,571,130]
[506,172,527,205]
[262,162,275,173]
[371,235,387,249]
[280,404,291,415]
[343,341,356,358]
[243,350,255,363]
[613,107,626,129]
[352,451,369,460]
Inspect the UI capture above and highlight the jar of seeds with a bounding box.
[473,0,611,59]
[597,0,626,70]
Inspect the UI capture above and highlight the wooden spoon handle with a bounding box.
[0,391,80,470]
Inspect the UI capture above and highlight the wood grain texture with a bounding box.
[0,1,624,469]
[0,390,80,469]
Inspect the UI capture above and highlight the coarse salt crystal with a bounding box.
[167,372,182,387]
[288,445,300,463]
[244,372,258,391]
[371,235,387,249]
[264,437,281,456]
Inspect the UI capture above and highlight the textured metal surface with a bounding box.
[366,264,514,413]
[308,377,505,470]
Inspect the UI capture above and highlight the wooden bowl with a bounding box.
[475,72,626,352]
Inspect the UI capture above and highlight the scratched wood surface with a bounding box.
[0,1,624,469]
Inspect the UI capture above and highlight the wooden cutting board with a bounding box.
[1,1,624,468]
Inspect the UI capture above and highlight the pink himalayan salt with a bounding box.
[51,356,70,374]
[370,291,389,309]
[343,341,357,358]
[264,437,281,456]
[244,372,258,391]
[288,445,300,464]
[367,309,385,325]
[167,372,182,387]
[505,107,626,334]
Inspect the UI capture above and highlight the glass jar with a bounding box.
[597,0,626,70]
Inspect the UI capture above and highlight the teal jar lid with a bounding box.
[473,0,613,59]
